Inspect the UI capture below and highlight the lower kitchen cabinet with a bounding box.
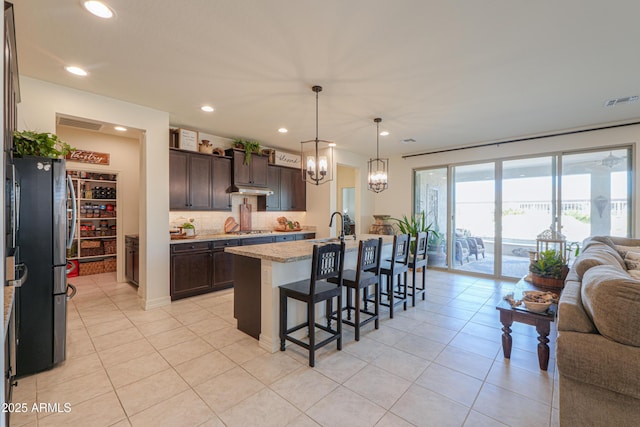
[125,236,139,286]
[170,243,213,300]
[170,234,315,300]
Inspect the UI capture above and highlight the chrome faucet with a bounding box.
[329,211,345,242]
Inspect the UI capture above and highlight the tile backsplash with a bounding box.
[169,194,308,233]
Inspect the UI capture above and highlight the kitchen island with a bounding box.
[225,234,394,352]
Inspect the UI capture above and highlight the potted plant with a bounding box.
[180,219,196,236]
[232,138,261,165]
[13,130,74,158]
[529,249,569,289]
[391,211,440,253]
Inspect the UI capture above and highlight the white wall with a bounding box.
[17,77,170,309]
[376,124,640,236]
[57,127,140,282]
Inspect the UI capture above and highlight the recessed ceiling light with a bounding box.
[379,131,389,136]
[114,126,127,132]
[83,1,114,19]
[201,105,214,112]
[278,128,288,133]
[65,66,88,76]
[328,142,337,147]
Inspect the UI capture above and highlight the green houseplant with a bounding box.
[529,249,568,289]
[233,138,261,165]
[391,211,440,252]
[13,130,74,158]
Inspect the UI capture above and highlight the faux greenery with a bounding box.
[14,130,74,158]
[529,249,566,279]
[181,222,195,230]
[233,138,261,165]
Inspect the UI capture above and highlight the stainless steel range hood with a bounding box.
[229,185,274,196]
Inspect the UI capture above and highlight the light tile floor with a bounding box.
[10,270,560,427]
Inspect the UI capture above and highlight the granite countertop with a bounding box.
[4,285,15,333]
[225,234,394,263]
[169,229,314,245]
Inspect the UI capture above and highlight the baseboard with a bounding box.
[142,295,171,310]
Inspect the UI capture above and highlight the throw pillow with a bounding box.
[574,244,626,278]
[615,244,640,259]
[581,265,640,347]
[625,251,640,271]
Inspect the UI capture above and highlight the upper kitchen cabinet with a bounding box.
[280,167,306,211]
[227,149,268,187]
[169,149,231,211]
[258,165,306,212]
[4,2,20,152]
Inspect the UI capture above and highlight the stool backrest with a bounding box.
[358,238,383,277]
[310,242,345,293]
[391,233,411,267]
[413,231,428,262]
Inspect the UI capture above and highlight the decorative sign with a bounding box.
[179,128,199,152]
[66,149,110,165]
[274,150,301,168]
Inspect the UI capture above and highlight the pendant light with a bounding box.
[301,85,334,185]
[368,117,389,193]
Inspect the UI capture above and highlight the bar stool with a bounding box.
[377,233,410,318]
[408,232,428,306]
[329,238,382,341]
[279,242,345,367]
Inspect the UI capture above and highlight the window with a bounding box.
[413,146,632,278]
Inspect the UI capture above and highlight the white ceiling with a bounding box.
[12,0,640,157]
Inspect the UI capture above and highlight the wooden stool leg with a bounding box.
[337,294,343,350]
[308,301,315,367]
[279,292,287,351]
[389,274,395,319]
[374,281,380,329]
[354,287,361,341]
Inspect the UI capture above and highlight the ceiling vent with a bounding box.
[401,138,416,144]
[57,116,104,131]
[604,96,639,108]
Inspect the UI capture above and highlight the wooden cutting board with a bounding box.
[239,198,252,231]
[224,217,239,233]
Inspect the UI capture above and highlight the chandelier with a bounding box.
[300,85,334,185]
[367,117,389,193]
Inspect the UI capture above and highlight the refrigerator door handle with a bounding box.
[66,283,77,301]
[66,175,77,249]
[9,263,28,287]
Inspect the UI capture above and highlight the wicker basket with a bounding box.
[104,240,117,255]
[80,240,102,249]
[79,260,105,275]
[81,247,104,256]
[103,258,117,272]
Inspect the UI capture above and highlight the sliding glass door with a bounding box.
[560,148,631,244]
[452,163,495,275]
[414,168,448,268]
[412,145,632,279]
[501,157,555,278]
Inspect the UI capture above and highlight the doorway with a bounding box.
[337,165,358,236]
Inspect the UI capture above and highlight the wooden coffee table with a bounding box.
[496,297,556,371]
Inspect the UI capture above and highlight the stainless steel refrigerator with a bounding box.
[13,156,76,377]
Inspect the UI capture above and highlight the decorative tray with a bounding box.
[170,234,197,240]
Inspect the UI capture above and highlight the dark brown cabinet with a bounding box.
[212,239,239,291]
[258,166,306,212]
[125,236,139,286]
[169,234,314,300]
[169,149,231,211]
[211,156,232,210]
[228,149,269,187]
[280,167,306,211]
[170,242,213,300]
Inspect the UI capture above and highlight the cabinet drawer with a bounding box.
[275,234,296,242]
[171,242,210,253]
[241,236,274,245]
[212,239,240,249]
[296,233,316,240]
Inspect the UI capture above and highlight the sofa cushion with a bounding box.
[625,251,640,271]
[573,243,626,279]
[581,265,640,347]
[615,244,640,259]
[557,280,597,333]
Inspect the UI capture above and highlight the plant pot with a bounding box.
[530,272,565,290]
